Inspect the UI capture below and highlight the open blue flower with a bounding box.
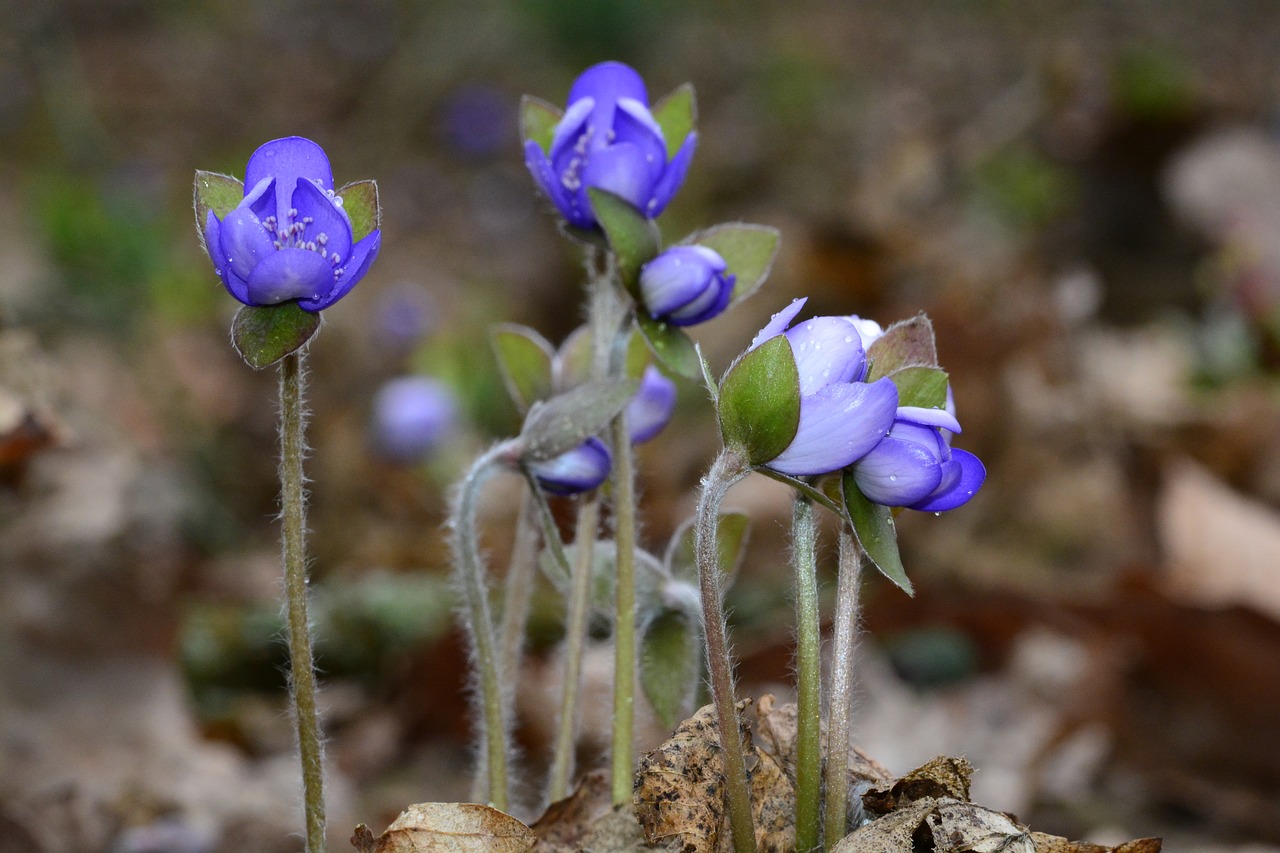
[750,299,899,476]
[529,437,612,496]
[639,246,735,326]
[203,137,381,312]
[524,62,697,230]
[850,405,985,512]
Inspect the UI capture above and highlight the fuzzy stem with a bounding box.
[451,440,521,812]
[278,351,325,853]
[791,497,822,853]
[499,488,541,686]
[695,448,754,853]
[548,495,600,801]
[608,409,638,805]
[825,530,863,845]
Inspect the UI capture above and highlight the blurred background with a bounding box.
[3,1,1280,850]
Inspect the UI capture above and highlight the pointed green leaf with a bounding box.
[651,83,697,160]
[539,540,665,612]
[889,366,949,410]
[520,94,562,152]
[843,471,913,595]
[640,609,700,729]
[554,324,594,391]
[636,313,700,379]
[231,303,323,370]
[865,314,938,381]
[717,335,800,467]
[665,512,751,584]
[587,187,661,294]
[336,180,380,242]
[193,170,243,256]
[755,468,844,517]
[686,223,781,304]
[491,324,556,413]
[520,378,639,461]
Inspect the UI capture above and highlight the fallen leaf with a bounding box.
[530,770,612,851]
[351,803,535,853]
[862,755,974,814]
[830,798,938,852]
[927,800,1033,853]
[1030,831,1163,852]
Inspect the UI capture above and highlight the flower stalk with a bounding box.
[278,351,326,853]
[825,529,864,844]
[791,496,822,853]
[499,489,541,686]
[608,409,639,805]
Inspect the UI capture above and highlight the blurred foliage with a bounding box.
[970,145,1077,230]
[1110,45,1197,121]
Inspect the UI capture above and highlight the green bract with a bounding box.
[717,335,802,467]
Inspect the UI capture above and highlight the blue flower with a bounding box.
[627,365,678,443]
[750,299,899,476]
[849,405,985,512]
[639,246,735,326]
[371,377,455,463]
[203,137,381,312]
[524,62,697,230]
[529,437,612,495]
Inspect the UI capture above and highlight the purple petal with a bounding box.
[524,139,575,222]
[583,142,657,211]
[627,365,678,443]
[243,175,276,220]
[767,377,899,476]
[245,249,334,306]
[909,449,985,512]
[549,97,593,161]
[219,266,251,305]
[568,62,649,133]
[896,405,962,434]
[640,246,718,317]
[750,298,808,350]
[244,137,334,225]
[290,178,353,261]
[299,230,380,312]
[648,132,697,218]
[202,210,222,266]
[218,205,275,281]
[614,98,668,168]
[852,436,944,506]
[530,436,612,496]
[669,272,733,326]
[784,317,866,396]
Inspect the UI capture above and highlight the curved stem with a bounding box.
[279,351,325,853]
[791,497,822,853]
[499,488,541,690]
[451,440,521,812]
[825,530,863,845]
[695,448,754,853]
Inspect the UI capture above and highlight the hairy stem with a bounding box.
[695,448,754,853]
[825,530,863,844]
[792,497,822,853]
[278,351,325,853]
[609,409,638,805]
[499,488,541,686]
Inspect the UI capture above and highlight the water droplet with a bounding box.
[933,512,941,517]
[889,475,898,482]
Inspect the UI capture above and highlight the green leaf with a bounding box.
[636,313,701,379]
[336,180,380,242]
[193,170,242,255]
[490,324,556,413]
[843,471,913,595]
[640,609,700,729]
[717,335,800,467]
[587,187,661,294]
[889,366,949,410]
[230,303,323,370]
[651,83,697,160]
[865,314,938,381]
[539,541,665,613]
[520,94,562,152]
[687,223,781,304]
[664,512,751,584]
[755,468,844,517]
[520,378,639,462]
[554,325,594,391]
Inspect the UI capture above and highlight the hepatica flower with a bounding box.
[626,365,677,443]
[203,137,381,311]
[750,299,898,476]
[851,404,985,512]
[639,246,735,326]
[529,436,612,496]
[524,61,697,230]
[371,376,456,463]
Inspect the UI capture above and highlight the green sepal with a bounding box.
[519,378,638,462]
[651,83,697,160]
[587,187,661,295]
[230,303,323,370]
[519,94,562,153]
[843,471,913,595]
[639,609,700,730]
[686,223,781,304]
[717,335,801,467]
[637,313,701,379]
[664,512,751,584]
[193,170,243,256]
[336,180,380,242]
[490,323,556,413]
[865,314,938,381]
[889,365,949,410]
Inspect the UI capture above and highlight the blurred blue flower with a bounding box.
[528,436,612,495]
[524,61,697,230]
[371,376,455,462]
[639,246,735,326]
[750,299,898,476]
[850,405,985,512]
[627,365,677,443]
[203,137,381,312]
[442,85,511,158]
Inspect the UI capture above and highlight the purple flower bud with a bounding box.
[850,405,986,512]
[203,137,381,312]
[371,377,456,462]
[524,61,697,230]
[627,365,678,443]
[528,436,612,496]
[639,246,735,326]
[748,299,900,476]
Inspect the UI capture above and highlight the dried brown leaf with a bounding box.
[928,800,1033,853]
[749,744,794,852]
[1030,832,1163,852]
[862,755,973,814]
[531,770,612,852]
[830,797,939,852]
[352,803,534,853]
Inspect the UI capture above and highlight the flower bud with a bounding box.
[528,436,612,495]
[639,246,735,327]
[627,365,678,443]
[371,377,455,462]
[850,405,985,512]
